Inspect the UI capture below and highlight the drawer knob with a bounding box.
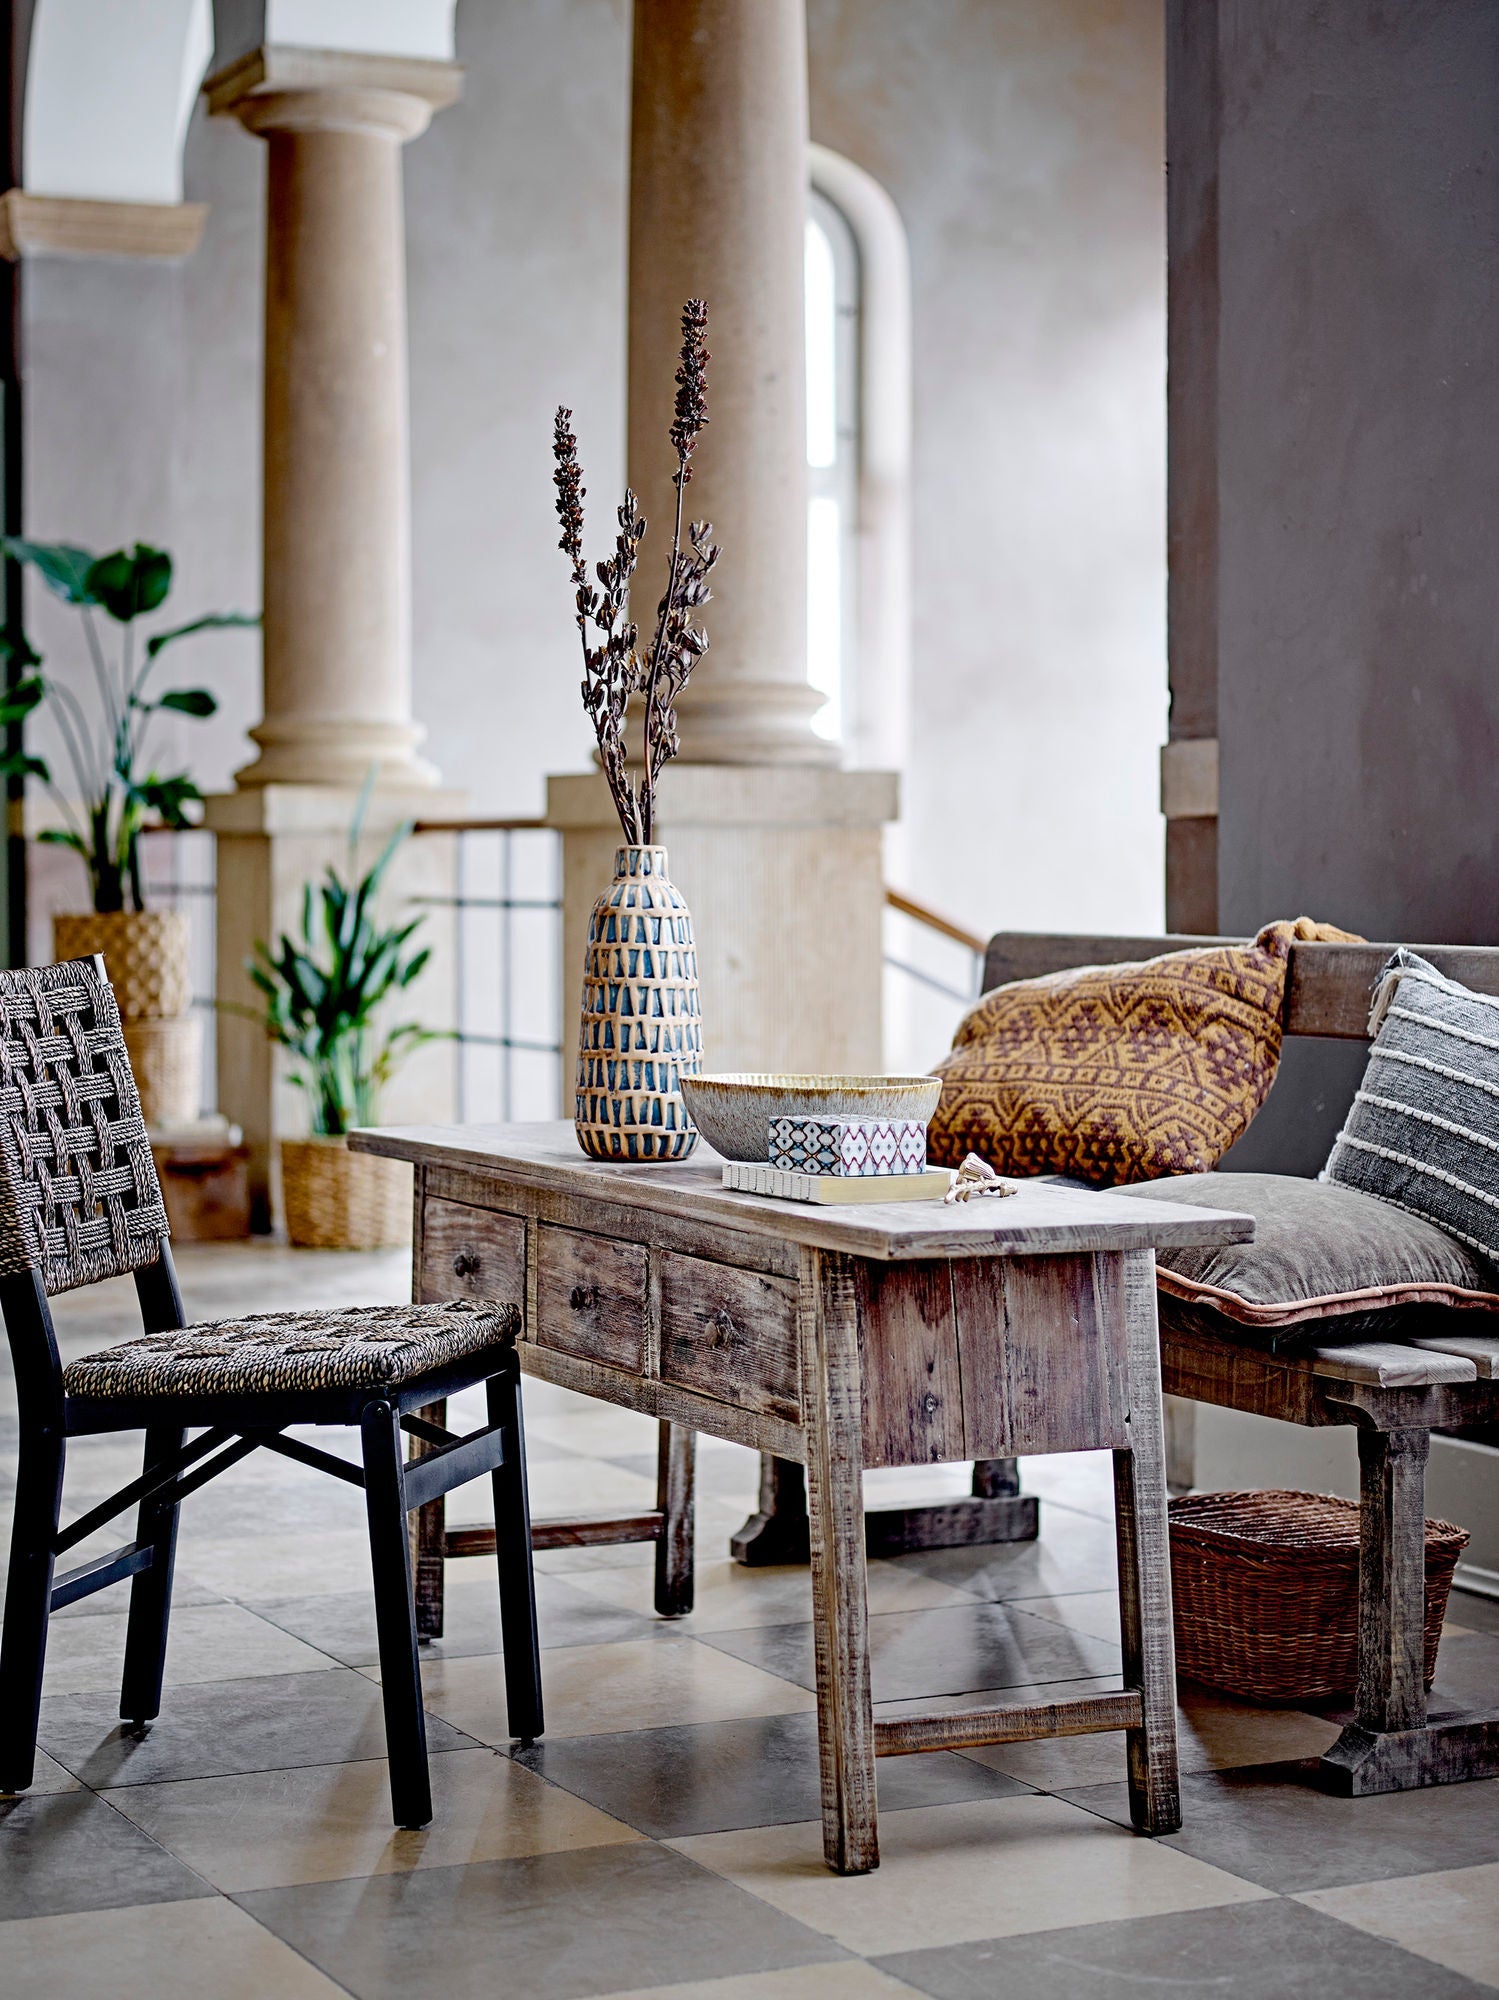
[452,1250,480,1278]
[709,1307,738,1348]
[570,1284,600,1312]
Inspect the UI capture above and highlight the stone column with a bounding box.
[202,49,465,1219]
[207,48,459,788]
[552,0,898,1077]
[628,0,829,765]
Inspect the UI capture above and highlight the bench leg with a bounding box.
[1355,1425,1429,1735]
[1113,1250,1182,1834]
[730,1451,1038,1565]
[654,1422,696,1617]
[802,1248,878,1875]
[1315,1425,1499,1794]
[729,1455,811,1566]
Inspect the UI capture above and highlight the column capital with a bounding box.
[205,44,462,133]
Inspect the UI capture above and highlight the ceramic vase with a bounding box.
[575,844,701,1161]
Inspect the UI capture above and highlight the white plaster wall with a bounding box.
[211,0,456,69]
[21,0,1167,967]
[809,0,1168,939]
[26,0,211,204]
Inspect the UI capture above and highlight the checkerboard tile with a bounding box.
[3,1242,1498,1997]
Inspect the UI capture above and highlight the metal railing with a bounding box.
[882,886,985,1004]
[123,826,988,1125]
[138,825,218,1110]
[412,819,565,1124]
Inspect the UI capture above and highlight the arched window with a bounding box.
[805,188,859,744]
[805,146,911,774]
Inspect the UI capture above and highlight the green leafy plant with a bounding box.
[248,792,444,1138]
[0,538,256,912]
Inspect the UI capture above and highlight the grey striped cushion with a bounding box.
[1325,950,1499,1261]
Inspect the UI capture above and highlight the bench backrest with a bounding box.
[977,934,1499,1176]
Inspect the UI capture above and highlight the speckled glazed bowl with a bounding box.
[679,1072,943,1162]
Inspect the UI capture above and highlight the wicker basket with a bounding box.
[1169,1489,1469,1704]
[280,1136,411,1250]
[123,1016,202,1126]
[53,910,191,1024]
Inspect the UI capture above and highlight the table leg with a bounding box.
[654,1421,696,1616]
[1112,1250,1181,1834]
[801,1248,878,1874]
[410,1396,447,1640]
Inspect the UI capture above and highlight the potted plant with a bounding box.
[0,537,254,1119]
[249,794,444,1248]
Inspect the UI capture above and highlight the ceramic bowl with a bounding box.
[679,1072,943,1162]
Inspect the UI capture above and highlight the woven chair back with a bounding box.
[0,957,169,1294]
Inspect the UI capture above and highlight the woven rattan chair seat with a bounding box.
[63,1298,520,1403]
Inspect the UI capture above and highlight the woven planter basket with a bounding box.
[53,910,191,1024]
[1169,1489,1469,1704]
[123,1015,202,1126]
[280,1136,411,1250]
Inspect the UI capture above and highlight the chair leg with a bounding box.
[361,1400,432,1829]
[120,1424,185,1726]
[487,1359,543,1742]
[0,1426,65,1793]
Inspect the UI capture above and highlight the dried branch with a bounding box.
[553,407,641,843]
[639,300,712,843]
[553,301,717,849]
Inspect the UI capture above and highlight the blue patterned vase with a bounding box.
[575,844,701,1161]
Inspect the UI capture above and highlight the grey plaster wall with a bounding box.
[21,0,1168,952]
[1172,0,1499,1536]
[19,101,263,950]
[1210,0,1499,945]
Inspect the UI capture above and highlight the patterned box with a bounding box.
[767,1115,927,1176]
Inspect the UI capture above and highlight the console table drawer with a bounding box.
[536,1224,648,1372]
[659,1252,800,1420]
[419,1199,526,1310]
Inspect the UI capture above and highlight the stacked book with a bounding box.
[724,1115,952,1205]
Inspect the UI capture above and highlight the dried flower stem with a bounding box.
[552,300,719,848]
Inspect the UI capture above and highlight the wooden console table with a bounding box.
[352,1121,1250,1874]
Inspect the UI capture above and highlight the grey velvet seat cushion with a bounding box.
[63,1298,519,1404]
[1114,1171,1499,1351]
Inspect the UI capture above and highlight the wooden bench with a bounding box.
[977,933,1499,1796]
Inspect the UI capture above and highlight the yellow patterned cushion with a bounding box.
[928,920,1359,1187]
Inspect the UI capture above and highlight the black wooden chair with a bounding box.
[0,955,543,1827]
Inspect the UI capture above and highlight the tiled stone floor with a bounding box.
[4,1241,1499,1997]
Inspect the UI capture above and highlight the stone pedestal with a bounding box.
[205,785,462,1226]
[549,767,897,1079]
